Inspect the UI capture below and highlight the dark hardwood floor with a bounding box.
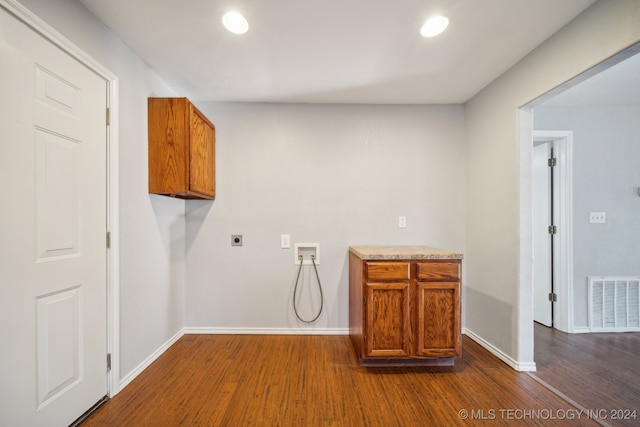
[531,323,640,427]
[83,334,601,426]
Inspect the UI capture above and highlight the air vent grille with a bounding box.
[588,277,640,332]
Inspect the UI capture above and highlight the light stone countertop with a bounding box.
[349,245,463,260]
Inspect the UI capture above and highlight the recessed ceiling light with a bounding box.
[420,16,449,38]
[222,11,249,34]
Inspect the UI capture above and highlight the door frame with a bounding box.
[533,130,574,333]
[1,0,121,396]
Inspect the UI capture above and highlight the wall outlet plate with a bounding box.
[589,212,606,224]
[231,235,243,246]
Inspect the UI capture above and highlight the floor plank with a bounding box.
[532,323,640,427]
[84,334,600,426]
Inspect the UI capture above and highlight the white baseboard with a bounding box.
[119,329,185,391]
[463,328,536,372]
[184,326,349,335]
[571,326,591,334]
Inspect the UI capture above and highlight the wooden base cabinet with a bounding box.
[349,248,462,367]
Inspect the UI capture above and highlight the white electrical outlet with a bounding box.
[589,212,606,224]
[281,234,290,249]
[399,216,407,228]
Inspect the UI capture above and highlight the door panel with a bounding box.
[36,287,81,408]
[35,64,83,123]
[417,282,461,357]
[189,106,215,197]
[365,282,411,357]
[533,142,553,326]
[36,130,81,259]
[0,7,107,426]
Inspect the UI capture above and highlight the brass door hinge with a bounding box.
[106,231,111,249]
[106,108,111,126]
[548,293,557,302]
[548,157,557,167]
[548,225,557,235]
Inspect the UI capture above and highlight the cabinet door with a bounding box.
[148,98,189,196]
[188,106,215,198]
[416,282,461,357]
[364,282,411,357]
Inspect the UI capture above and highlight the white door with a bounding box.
[0,7,108,426]
[533,142,553,326]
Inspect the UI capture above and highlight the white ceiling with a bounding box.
[78,0,596,104]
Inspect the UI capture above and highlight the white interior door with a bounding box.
[0,7,108,426]
[533,142,553,327]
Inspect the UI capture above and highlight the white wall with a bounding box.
[186,102,465,331]
[16,0,187,381]
[465,0,640,368]
[534,105,640,328]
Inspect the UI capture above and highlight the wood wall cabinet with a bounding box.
[349,246,462,367]
[148,97,215,199]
